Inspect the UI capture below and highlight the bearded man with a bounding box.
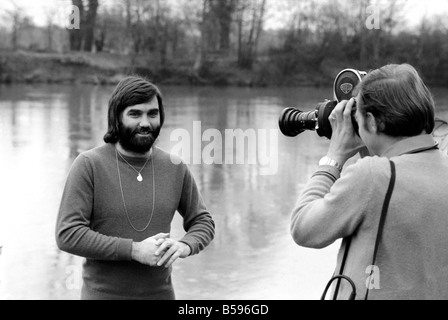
[56,77,215,300]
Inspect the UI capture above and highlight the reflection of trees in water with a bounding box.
[48,246,83,300]
[9,100,19,148]
[169,89,340,298]
[67,85,104,160]
[189,88,295,251]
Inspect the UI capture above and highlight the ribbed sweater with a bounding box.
[56,144,215,299]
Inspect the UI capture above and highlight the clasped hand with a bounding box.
[132,233,191,268]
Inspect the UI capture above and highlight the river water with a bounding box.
[0,84,447,300]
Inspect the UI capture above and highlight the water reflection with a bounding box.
[0,84,447,300]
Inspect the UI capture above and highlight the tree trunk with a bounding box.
[194,0,210,72]
[359,0,368,66]
[95,30,105,52]
[69,0,84,51]
[12,14,19,51]
[252,0,266,63]
[238,0,266,69]
[213,0,237,52]
[236,4,244,67]
[47,24,53,51]
[83,0,99,52]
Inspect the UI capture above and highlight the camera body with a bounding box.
[279,69,366,139]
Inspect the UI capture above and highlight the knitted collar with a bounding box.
[381,134,439,158]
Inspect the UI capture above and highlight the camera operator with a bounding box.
[290,64,448,300]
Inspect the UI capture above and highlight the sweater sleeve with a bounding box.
[290,159,374,249]
[177,165,215,255]
[55,154,133,261]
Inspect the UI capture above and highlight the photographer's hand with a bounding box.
[327,98,365,166]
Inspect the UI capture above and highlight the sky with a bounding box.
[1,0,448,29]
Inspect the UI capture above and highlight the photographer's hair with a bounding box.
[355,64,435,137]
[104,76,165,144]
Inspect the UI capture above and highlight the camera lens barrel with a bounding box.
[316,101,338,139]
[278,108,317,137]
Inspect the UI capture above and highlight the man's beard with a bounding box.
[118,123,161,154]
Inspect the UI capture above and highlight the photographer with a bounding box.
[290,64,448,300]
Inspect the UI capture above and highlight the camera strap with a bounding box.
[332,237,352,300]
[364,160,396,300]
[327,160,396,300]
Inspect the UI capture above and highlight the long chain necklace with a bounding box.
[115,148,156,232]
[116,149,151,182]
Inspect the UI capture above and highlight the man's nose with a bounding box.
[139,116,152,128]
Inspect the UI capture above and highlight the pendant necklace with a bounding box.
[116,149,151,182]
[115,148,155,232]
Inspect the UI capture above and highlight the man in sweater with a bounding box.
[290,64,448,299]
[56,77,215,300]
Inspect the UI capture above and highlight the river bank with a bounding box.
[0,50,333,87]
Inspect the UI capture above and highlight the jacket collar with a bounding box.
[381,134,439,158]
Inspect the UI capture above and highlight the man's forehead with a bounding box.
[125,99,159,111]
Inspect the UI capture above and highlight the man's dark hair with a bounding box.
[355,64,435,137]
[104,76,165,144]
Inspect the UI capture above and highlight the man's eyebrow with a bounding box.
[127,106,159,113]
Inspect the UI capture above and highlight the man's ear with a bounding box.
[367,112,378,133]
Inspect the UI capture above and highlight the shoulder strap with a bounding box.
[365,160,396,300]
[332,237,352,300]
[325,160,396,301]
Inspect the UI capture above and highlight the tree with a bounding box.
[194,0,212,72]
[210,0,238,52]
[83,0,99,52]
[44,6,59,52]
[69,0,84,51]
[4,1,31,51]
[236,0,267,69]
[68,0,99,52]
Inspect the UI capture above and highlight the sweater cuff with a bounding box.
[313,165,341,182]
[117,238,133,261]
[179,236,197,256]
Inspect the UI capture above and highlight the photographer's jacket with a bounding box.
[291,134,448,300]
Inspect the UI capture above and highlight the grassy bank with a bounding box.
[0,50,333,87]
[0,51,144,85]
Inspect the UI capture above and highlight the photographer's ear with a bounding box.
[367,113,378,133]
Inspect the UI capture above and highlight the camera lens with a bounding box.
[315,101,359,139]
[278,108,317,137]
[279,101,358,139]
[278,69,365,139]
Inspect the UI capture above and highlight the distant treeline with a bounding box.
[1,0,447,86]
